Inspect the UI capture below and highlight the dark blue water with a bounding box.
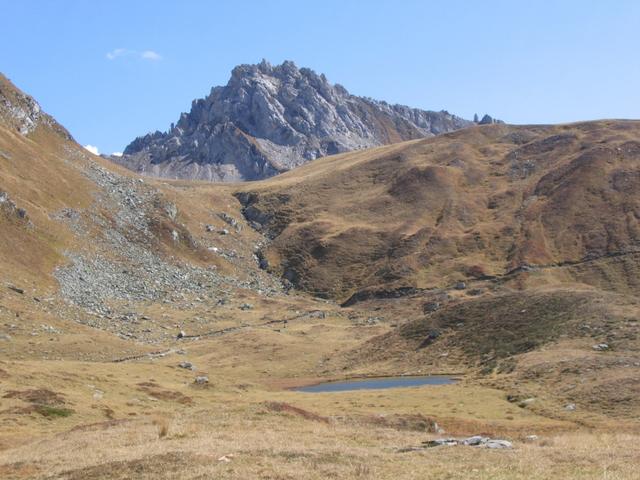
[295,375,455,393]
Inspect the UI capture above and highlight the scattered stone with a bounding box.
[454,281,467,290]
[205,224,214,232]
[164,202,178,221]
[178,361,194,370]
[194,376,209,385]
[7,285,24,294]
[239,303,253,311]
[0,334,12,341]
[564,403,576,411]
[461,436,488,446]
[41,325,61,334]
[412,436,514,451]
[525,435,539,442]
[219,228,229,235]
[177,330,186,339]
[424,301,440,313]
[485,439,513,449]
[592,343,610,351]
[217,212,239,228]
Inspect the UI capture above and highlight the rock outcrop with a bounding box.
[0,73,72,139]
[115,60,478,181]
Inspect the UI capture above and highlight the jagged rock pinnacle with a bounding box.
[116,61,476,181]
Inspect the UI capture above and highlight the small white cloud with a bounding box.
[141,50,162,61]
[106,48,162,62]
[112,151,123,157]
[84,145,99,155]
[106,48,129,60]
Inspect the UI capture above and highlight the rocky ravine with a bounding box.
[115,60,497,181]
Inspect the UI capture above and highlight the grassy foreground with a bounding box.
[0,303,638,480]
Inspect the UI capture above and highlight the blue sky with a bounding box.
[2,1,639,154]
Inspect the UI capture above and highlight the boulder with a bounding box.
[484,439,513,449]
[424,301,440,313]
[462,436,488,446]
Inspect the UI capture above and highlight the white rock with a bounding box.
[484,439,513,449]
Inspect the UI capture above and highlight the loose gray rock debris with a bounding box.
[50,155,284,341]
[218,212,242,231]
[0,191,29,222]
[399,436,513,452]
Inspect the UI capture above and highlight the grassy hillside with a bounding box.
[236,120,640,301]
[0,74,639,479]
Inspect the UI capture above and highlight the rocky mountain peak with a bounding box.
[0,73,72,139]
[115,61,483,182]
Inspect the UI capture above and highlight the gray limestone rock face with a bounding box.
[115,60,478,181]
[0,73,73,139]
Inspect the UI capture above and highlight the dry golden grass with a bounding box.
[1,312,636,479]
[1,407,638,480]
[1,76,639,478]
[234,120,640,301]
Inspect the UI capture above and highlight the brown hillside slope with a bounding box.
[0,74,275,292]
[1,75,640,479]
[236,120,640,301]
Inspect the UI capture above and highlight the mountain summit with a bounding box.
[115,60,482,181]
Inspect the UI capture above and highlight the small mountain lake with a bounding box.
[294,375,456,393]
